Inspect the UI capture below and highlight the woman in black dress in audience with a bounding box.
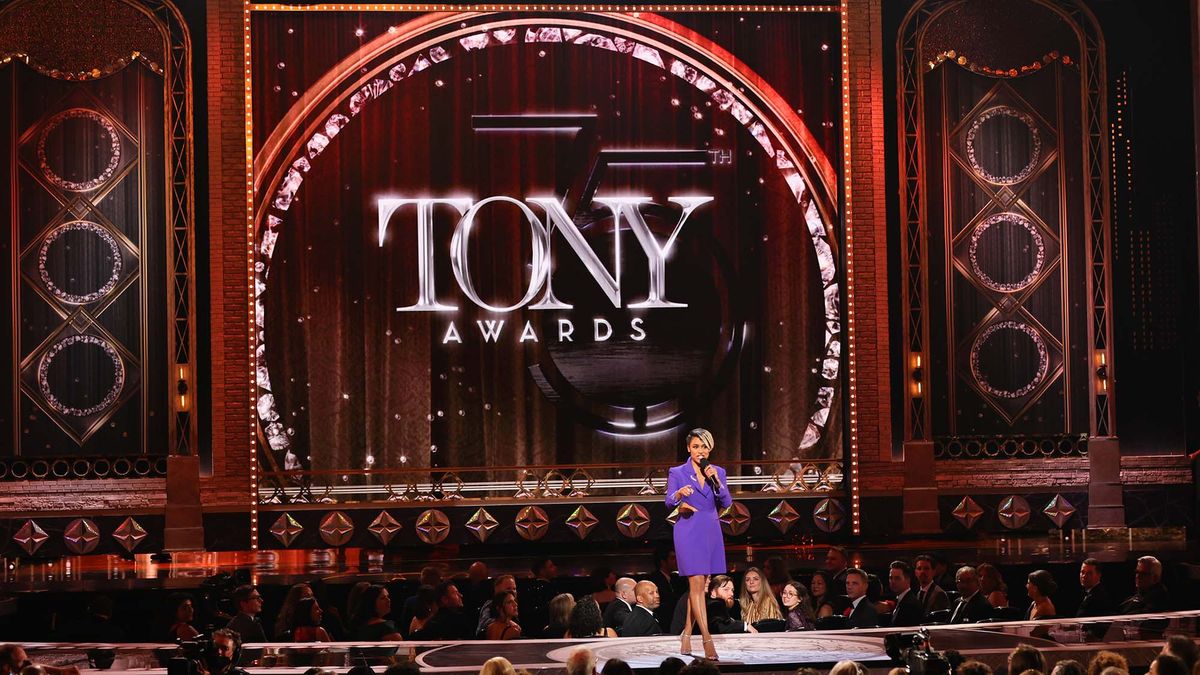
[350,584,403,640]
[780,581,815,631]
[1025,569,1058,620]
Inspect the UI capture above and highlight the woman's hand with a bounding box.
[703,464,718,481]
[674,485,694,501]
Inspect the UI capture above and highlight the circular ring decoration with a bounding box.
[38,221,124,305]
[969,320,1050,399]
[37,108,122,192]
[965,106,1042,185]
[968,212,1046,293]
[37,334,126,417]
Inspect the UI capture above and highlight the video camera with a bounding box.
[167,637,215,675]
[885,629,959,675]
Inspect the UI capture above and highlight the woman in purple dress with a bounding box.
[665,428,731,661]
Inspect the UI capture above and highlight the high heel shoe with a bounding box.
[702,637,719,661]
[680,633,694,655]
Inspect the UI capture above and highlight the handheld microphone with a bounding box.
[698,458,721,494]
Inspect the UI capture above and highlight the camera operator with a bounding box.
[202,630,247,675]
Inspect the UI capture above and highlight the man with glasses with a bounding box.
[1119,556,1171,614]
[227,585,267,643]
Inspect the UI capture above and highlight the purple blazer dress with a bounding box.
[665,461,732,576]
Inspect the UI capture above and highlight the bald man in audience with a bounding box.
[602,577,637,632]
[620,581,663,636]
[565,648,596,675]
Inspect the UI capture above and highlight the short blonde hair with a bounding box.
[687,428,714,451]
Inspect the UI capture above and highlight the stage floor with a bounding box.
[19,613,1196,674]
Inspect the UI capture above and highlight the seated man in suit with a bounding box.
[601,577,636,633]
[888,560,924,627]
[1077,558,1114,618]
[620,581,663,637]
[948,566,992,624]
[1120,556,1172,614]
[844,568,879,629]
[914,555,950,617]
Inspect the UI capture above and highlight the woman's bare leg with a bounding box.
[688,575,717,660]
[680,587,693,654]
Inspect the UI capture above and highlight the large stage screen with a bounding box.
[250,7,845,485]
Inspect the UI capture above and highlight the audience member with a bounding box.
[227,586,267,644]
[959,661,994,675]
[707,575,756,634]
[400,567,443,637]
[477,575,518,638]
[350,585,403,641]
[485,590,521,640]
[1075,559,1113,618]
[764,557,794,597]
[1026,570,1059,620]
[167,593,200,641]
[591,568,618,606]
[480,657,517,675]
[545,593,576,638]
[411,581,470,640]
[1008,644,1046,675]
[565,648,595,675]
[406,585,439,637]
[621,581,663,636]
[794,668,822,675]
[1162,635,1199,672]
[1,645,79,675]
[1052,661,1086,675]
[292,597,331,642]
[1120,556,1171,614]
[568,596,616,638]
[739,567,784,626]
[810,570,836,618]
[825,547,851,596]
[843,568,878,629]
[346,581,372,630]
[523,558,559,638]
[382,663,419,675]
[949,566,992,624]
[274,583,314,640]
[1087,650,1128,675]
[678,660,721,675]
[829,661,868,675]
[888,561,922,627]
[209,628,248,675]
[914,555,950,615]
[601,658,633,675]
[602,578,636,633]
[977,563,1009,609]
[649,547,683,629]
[657,657,686,675]
[780,581,814,631]
[1151,655,1188,675]
[932,555,956,593]
[463,562,491,614]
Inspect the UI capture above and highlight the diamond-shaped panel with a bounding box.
[998,495,1032,529]
[952,496,985,529]
[318,511,354,547]
[565,506,599,540]
[367,511,402,545]
[466,508,500,543]
[812,498,845,533]
[515,506,550,541]
[64,518,100,554]
[1043,494,1076,528]
[14,519,49,555]
[415,509,450,544]
[616,503,650,539]
[269,513,303,547]
[112,516,147,552]
[767,501,800,534]
[719,501,751,536]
